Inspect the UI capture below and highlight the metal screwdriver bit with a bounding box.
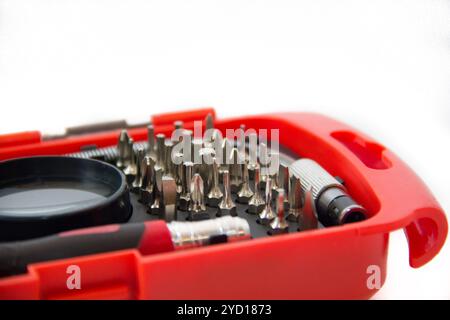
[280,164,290,204]
[217,170,237,217]
[247,166,265,214]
[180,130,193,163]
[147,124,156,160]
[173,152,184,194]
[164,140,175,177]
[259,142,269,185]
[258,176,276,225]
[247,132,259,180]
[298,187,319,231]
[189,173,209,220]
[155,133,166,170]
[229,148,243,193]
[206,157,223,207]
[123,139,138,184]
[161,175,177,222]
[139,156,155,205]
[199,147,216,192]
[286,176,302,222]
[179,161,193,211]
[221,138,233,169]
[148,167,163,215]
[237,162,254,204]
[131,147,146,193]
[269,189,289,235]
[270,153,281,191]
[116,129,131,169]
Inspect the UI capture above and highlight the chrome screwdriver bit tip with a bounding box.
[229,147,243,193]
[237,162,254,204]
[131,147,146,193]
[155,133,166,170]
[147,124,156,159]
[269,189,289,235]
[188,173,209,220]
[148,167,163,215]
[217,170,237,217]
[247,166,265,214]
[258,176,276,225]
[178,161,193,211]
[139,156,155,205]
[207,157,223,207]
[116,129,131,169]
[286,175,302,222]
[123,139,138,184]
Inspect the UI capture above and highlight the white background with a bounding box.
[0,0,449,299]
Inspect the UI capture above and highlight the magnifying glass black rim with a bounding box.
[0,156,132,241]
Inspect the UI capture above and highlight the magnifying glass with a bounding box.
[0,156,132,242]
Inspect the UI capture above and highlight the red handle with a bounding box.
[216,112,448,268]
[0,131,41,149]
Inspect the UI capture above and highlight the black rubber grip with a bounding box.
[0,223,145,277]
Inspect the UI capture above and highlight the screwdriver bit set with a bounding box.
[0,108,447,299]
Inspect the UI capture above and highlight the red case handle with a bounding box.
[217,112,448,268]
[0,131,41,149]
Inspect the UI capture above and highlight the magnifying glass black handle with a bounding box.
[0,220,174,277]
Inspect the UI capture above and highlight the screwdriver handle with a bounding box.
[0,220,173,277]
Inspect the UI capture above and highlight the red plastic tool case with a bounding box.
[0,108,447,300]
